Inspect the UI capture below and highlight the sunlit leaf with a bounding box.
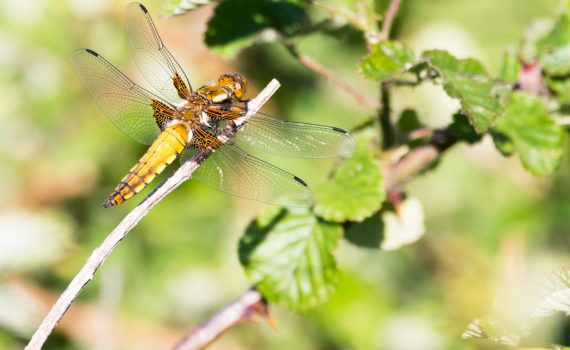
[163,0,215,16]
[536,9,570,77]
[381,196,425,251]
[546,76,570,103]
[239,208,342,312]
[490,130,515,156]
[494,92,565,176]
[464,268,570,348]
[541,44,570,76]
[359,41,417,81]
[530,268,570,320]
[536,11,570,54]
[462,318,521,346]
[345,196,426,250]
[314,146,384,223]
[499,49,521,84]
[205,0,310,58]
[423,50,504,133]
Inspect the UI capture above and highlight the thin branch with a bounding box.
[285,43,376,110]
[400,127,434,142]
[383,128,458,191]
[312,0,368,32]
[173,288,273,350]
[383,78,421,87]
[379,82,393,149]
[383,144,439,190]
[380,0,401,41]
[25,80,281,350]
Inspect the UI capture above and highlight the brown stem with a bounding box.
[173,288,273,350]
[380,0,401,41]
[24,80,281,350]
[384,128,458,191]
[285,44,376,110]
[379,82,394,149]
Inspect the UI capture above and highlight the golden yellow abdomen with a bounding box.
[104,122,190,207]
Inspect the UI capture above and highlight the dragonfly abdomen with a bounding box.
[104,122,191,207]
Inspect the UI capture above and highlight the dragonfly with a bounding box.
[71,2,356,208]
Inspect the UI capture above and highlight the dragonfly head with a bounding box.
[218,73,248,100]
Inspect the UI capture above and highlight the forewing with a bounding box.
[126,2,192,104]
[225,108,357,158]
[186,144,314,207]
[71,49,174,145]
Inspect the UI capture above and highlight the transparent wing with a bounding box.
[126,2,192,104]
[182,144,314,207]
[207,106,357,158]
[71,48,175,145]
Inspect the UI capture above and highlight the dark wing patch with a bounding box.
[191,126,223,149]
[173,72,191,100]
[71,48,174,145]
[151,99,176,129]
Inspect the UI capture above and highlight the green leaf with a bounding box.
[494,92,565,176]
[423,50,504,133]
[449,113,482,144]
[345,196,426,250]
[530,268,570,320]
[541,44,570,76]
[314,146,384,222]
[396,109,426,148]
[463,268,570,348]
[499,49,521,84]
[396,109,423,133]
[490,130,515,156]
[546,76,570,103]
[162,0,215,16]
[381,196,425,251]
[205,0,309,58]
[239,208,342,312]
[315,0,378,32]
[537,11,570,53]
[344,213,383,248]
[359,41,417,81]
[462,318,521,346]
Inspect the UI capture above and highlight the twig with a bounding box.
[25,80,281,350]
[312,0,368,32]
[384,129,458,191]
[173,288,272,350]
[400,127,434,142]
[379,82,393,149]
[285,43,376,110]
[383,145,439,190]
[380,0,401,41]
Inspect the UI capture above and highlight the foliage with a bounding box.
[463,268,570,348]
[314,144,384,223]
[183,0,570,342]
[239,208,342,312]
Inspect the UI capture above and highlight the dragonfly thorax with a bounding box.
[218,73,247,100]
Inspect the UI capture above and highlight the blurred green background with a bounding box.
[0,0,567,349]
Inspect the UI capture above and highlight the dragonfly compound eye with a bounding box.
[232,74,247,99]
